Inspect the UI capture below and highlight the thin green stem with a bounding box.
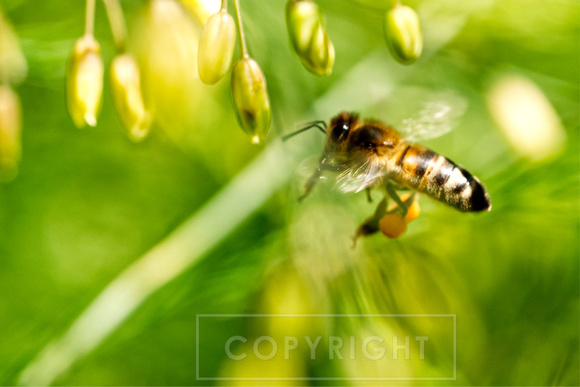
[221,0,228,11]
[84,0,96,36]
[233,0,248,57]
[103,0,127,52]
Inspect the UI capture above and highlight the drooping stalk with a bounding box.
[103,0,127,52]
[233,0,248,57]
[84,0,96,36]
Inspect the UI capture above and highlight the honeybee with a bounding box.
[285,110,491,242]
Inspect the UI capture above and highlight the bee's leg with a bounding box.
[298,155,340,202]
[365,188,373,203]
[352,198,387,247]
[298,167,321,202]
[386,183,408,216]
[386,184,417,216]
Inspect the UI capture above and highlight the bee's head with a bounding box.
[325,112,359,151]
[326,112,400,158]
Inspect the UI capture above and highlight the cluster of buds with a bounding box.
[285,0,422,76]
[197,0,272,144]
[0,9,26,181]
[383,2,423,64]
[61,0,423,147]
[66,0,151,141]
[194,0,422,144]
[3,0,426,179]
[286,0,335,76]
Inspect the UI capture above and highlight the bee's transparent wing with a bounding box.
[324,154,387,193]
[397,91,467,143]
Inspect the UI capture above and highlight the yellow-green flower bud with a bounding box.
[66,35,104,128]
[198,10,236,85]
[180,0,221,26]
[384,5,423,65]
[0,85,21,181]
[0,10,27,84]
[110,53,152,142]
[286,0,334,76]
[231,57,271,144]
[135,0,202,131]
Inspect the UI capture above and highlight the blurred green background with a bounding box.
[0,0,578,385]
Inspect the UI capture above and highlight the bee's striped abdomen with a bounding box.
[393,144,491,212]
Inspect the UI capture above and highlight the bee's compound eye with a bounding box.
[330,119,350,142]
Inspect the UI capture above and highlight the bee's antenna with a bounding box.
[282,120,327,142]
